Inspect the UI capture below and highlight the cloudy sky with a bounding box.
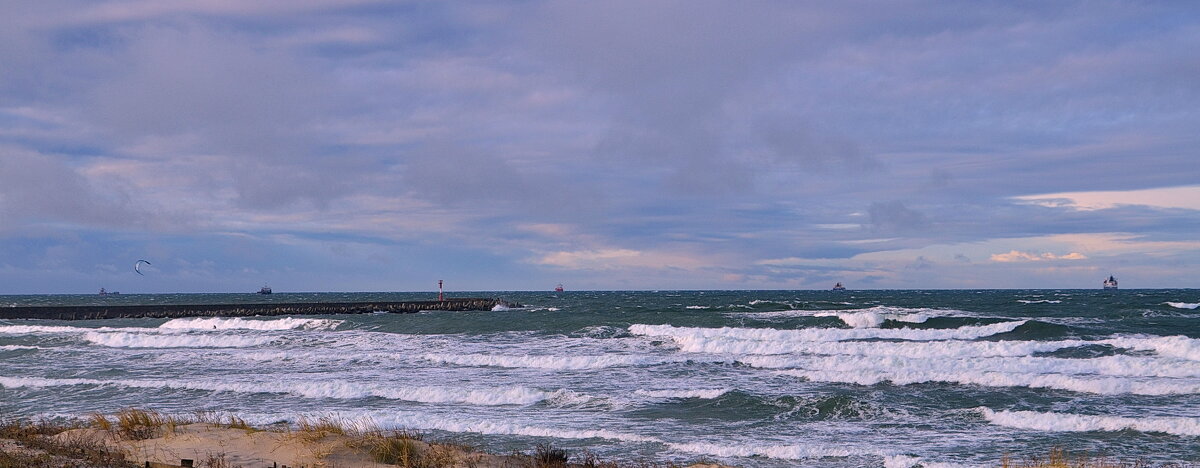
[1,1,1197,293]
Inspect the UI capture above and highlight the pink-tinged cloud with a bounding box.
[989,250,1088,263]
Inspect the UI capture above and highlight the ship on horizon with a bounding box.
[1103,276,1118,290]
[832,282,846,291]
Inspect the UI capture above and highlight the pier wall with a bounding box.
[0,298,516,320]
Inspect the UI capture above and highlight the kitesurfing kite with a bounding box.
[134,259,151,276]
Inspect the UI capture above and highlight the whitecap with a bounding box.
[775,368,1200,396]
[633,388,731,399]
[83,331,274,348]
[159,317,342,331]
[1165,302,1199,310]
[978,407,1200,436]
[629,320,1025,343]
[421,352,664,369]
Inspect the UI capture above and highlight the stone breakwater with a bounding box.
[0,298,518,320]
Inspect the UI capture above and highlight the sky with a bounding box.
[1,0,1198,293]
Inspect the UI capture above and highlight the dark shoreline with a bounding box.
[0,298,517,320]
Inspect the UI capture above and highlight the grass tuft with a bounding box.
[1000,447,1140,468]
[533,443,570,468]
[114,408,164,441]
[0,418,136,468]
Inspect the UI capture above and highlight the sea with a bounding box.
[2,290,1199,467]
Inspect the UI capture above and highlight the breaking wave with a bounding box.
[775,368,1200,395]
[633,388,730,399]
[978,408,1200,436]
[159,317,342,331]
[0,375,569,406]
[0,324,143,335]
[665,334,1091,357]
[629,320,1026,343]
[83,331,274,348]
[422,352,671,369]
[1165,302,1199,310]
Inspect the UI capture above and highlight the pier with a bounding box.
[0,298,517,320]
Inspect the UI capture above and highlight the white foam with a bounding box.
[0,345,38,351]
[742,352,1200,378]
[0,324,144,335]
[667,334,1089,358]
[630,320,1025,343]
[0,375,558,406]
[1018,300,1062,304]
[491,304,512,311]
[685,305,710,309]
[345,412,879,460]
[979,407,1200,436]
[1166,302,1199,310]
[159,317,342,331]
[1103,335,1200,361]
[633,388,730,399]
[421,352,667,369]
[731,306,946,326]
[365,412,660,443]
[665,441,859,459]
[0,376,98,389]
[83,331,274,348]
[775,368,1200,395]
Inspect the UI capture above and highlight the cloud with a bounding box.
[1014,185,1200,211]
[533,248,708,271]
[866,201,930,232]
[989,250,1088,263]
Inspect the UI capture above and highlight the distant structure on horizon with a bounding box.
[258,285,272,294]
[832,282,846,291]
[554,284,564,292]
[1103,276,1118,290]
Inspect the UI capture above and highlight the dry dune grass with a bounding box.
[1001,447,1145,468]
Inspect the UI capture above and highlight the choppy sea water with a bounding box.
[2,290,1199,467]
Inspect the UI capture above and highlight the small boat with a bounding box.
[258,286,273,295]
[554,284,564,292]
[98,288,120,295]
[832,282,846,291]
[1103,276,1118,290]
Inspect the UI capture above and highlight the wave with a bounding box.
[742,353,1200,379]
[813,307,938,328]
[158,317,342,331]
[0,324,145,335]
[665,441,859,459]
[633,388,730,399]
[685,305,710,309]
[775,368,1200,395]
[730,306,948,327]
[630,320,1026,344]
[569,325,633,339]
[978,408,1200,436]
[421,352,691,369]
[666,334,1092,358]
[82,331,274,348]
[363,413,660,443]
[0,345,38,351]
[1018,300,1062,304]
[357,412,881,460]
[1165,302,1199,310]
[1103,335,1200,361]
[0,375,565,406]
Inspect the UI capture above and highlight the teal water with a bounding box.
[2,290,1198,467]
